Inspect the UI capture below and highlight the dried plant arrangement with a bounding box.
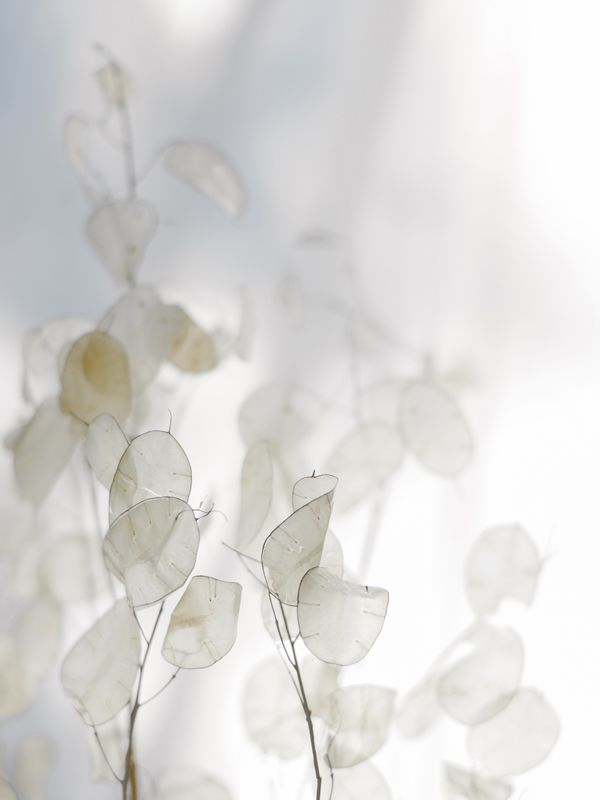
[0,51,560,800]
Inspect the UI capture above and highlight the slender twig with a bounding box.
[267,592,296,671]
[276,599,322,800]
[122,601,165,800]
[93,727,124,785]
[139,668,180,707]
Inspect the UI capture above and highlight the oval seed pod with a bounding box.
[13,398,84,507]
[86,199,158,285]
[436,624,525,726]
[444,764,512,800]
[103,497,199,607]
[322,761,392,800]
[60,331,131,425]
[465,524,541,616]
[162,576,242,668]
[396,677,440,738]
[242,657,306,760]
[399,380,473,476]
[163,141,244,217]
[325,685,396,768]
[109,429,192,522]
[60,599,140,725]
[85,413,129,489]
[298,567,388,666]
[165,305,218,373]
[261,475,337,604]
[237,441,273,548]
[325,422,404,512]
[467,688,560,776]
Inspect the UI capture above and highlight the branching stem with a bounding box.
[122,601,165,800]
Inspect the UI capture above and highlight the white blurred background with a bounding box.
[1,1,600,798]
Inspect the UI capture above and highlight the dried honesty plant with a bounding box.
[0,50,561,800]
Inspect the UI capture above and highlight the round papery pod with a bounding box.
[162,576,241,668]
[99,287,180,393]
[241,656,306,760]
[325,684,396,768]
[237,441,273,548]
[398,380,473,476]
[444,763,512,800]
[238,383,310,451]
[396,676,440,738]
[163,141,245,217]
[324,421,405,512]
[60,599,140,725]
[466,688,560,776]
[261,475,337,605]
[103,497,200,608]
[165,305,218,373]
[297,567,388,666]
[436,624,524,726]
[59,331,131,425]
[320,759,392,800]
[0,635,36,719]
[85,413,129,489]
[13,398,84,507]
[86,199,158,285]
[464,524,541,617]
[155,766,233,800]
[109,429,192,523]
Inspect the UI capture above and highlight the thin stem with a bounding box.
[277,600,322,800]
[139,668,180,707]
[118,100,137,199]
[122,601,165,800]
[93,727,124,785]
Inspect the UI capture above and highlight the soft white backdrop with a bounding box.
[1,1,599,798]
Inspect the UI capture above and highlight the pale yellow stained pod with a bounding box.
[14,735,53,800]
[0,779,17,800]
[261,476,337,605]
[0,635,36,719]
[325,422,404,512]
[466,688,560,776]
[155,766,233,800]
[398,380,473,476]
[444,764,512,800]
[86,199,158,285]
[60,331,131,425]
[163,141,244,217]
[109,430,192,522]
[465,524,541,616]
[237,441,273,548]
[39,535,103,605]
[99,287,181,393]
[396,677,440,738]
[103,497,199,608]
[14,398,84,506]
[85,413,129,489]
[22,317,92,405]
[162,576,241,668]
[16,593,62,680]
[241,656,306,759]
[297,568,388,666]
[60,599,140,725]
[325,685,396,768]
[436,624,524,726]
[321,761,392,800]
[165,305,218,373]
